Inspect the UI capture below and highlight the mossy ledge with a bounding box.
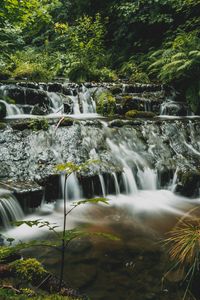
[125,110,156,119]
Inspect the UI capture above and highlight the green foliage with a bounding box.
[97,67,118,82]
[125,110,155,119]
[148,32,200,83]
[120,60,149,83]
[28,118,49,131]
[9,49,60,80]
[68,64,94,83]
[55,159,99,175]
[185,80,200,114]
[10,258,47,283]
[0,288,81,299]
[96,91,117,116]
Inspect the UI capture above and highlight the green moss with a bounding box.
[10,258,47,283]
[0,122,6,129]
[28,118,49,131]
[96,91,117,116]
[125,110,155,118]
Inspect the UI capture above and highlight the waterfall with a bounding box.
[0,189,24,229]
[0,100,22,116]
[170,168,178,192]
[106,138,156,195]
[98,174,106,197]
[47,92,63,113]
[112,172,120,195]
[61,173,82,201]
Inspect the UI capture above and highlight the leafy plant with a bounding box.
[10,258,47,283]
[164,214,200,299]
[96,91,117,116]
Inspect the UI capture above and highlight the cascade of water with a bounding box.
[0,189,24,229]
[47,92,63,113]
[0,100,22,116]
[106,138,157,194]
[98,174,106,197]
[69,95,81,114]
[171,168,178,192]
[79,88,96,114]
[137,168,157,190]
[61,173,82,201]
[112,172,120,195]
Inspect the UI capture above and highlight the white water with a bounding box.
[0,189,24,229]
[0,100,22,116]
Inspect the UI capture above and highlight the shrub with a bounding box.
[97,67,118,82]
[10,258,47,283]
[13,63,50,81]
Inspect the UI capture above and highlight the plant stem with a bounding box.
[59,174,68,291]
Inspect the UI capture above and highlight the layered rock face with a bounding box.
[0,81,199,204]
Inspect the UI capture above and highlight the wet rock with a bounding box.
[0,101,6,119]
[60,117,74,126]
[161,101,188,116]
[0,85,51,106]
[63,96,73,114]
[47,83,63,93]
[109,85,123,95]
[31,103,52,115]
[123,83,162,93]
[17,82,40,89]
[176,170,200,197]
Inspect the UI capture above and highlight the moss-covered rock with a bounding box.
[0,122,7,130]
[125,110,155,119]
[96,91,117,116]
[28,118,49,131]
[60,117,74,127]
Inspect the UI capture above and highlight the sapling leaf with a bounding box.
[75,197,109,206]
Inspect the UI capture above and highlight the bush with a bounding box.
[9,48,60,81]
[10,258,47,283]
[97,67,118,82]
[13,63,50,81]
